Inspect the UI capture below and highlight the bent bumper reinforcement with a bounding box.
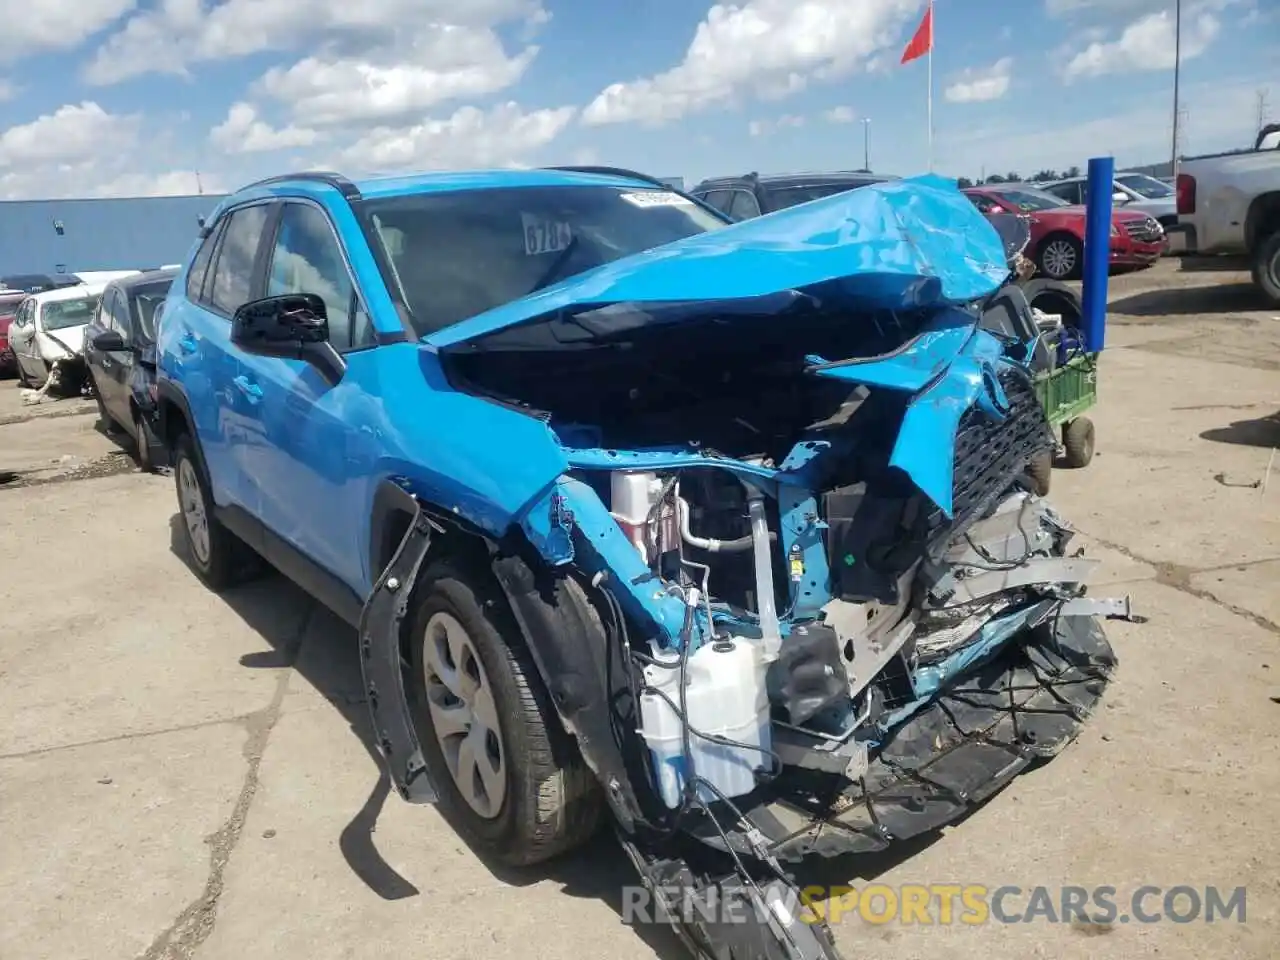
[686,612,1117,861]
[358,500,441,803]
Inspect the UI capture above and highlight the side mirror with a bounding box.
[230,293,345,385]
[1112,191,1129,204]
[92,330,127,352]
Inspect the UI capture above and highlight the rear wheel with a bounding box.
[172,431,255,591]
[1026,450,1053,495]
[1037,234,1083,281]
[1252,230,1280,307]
[406,561,602,866]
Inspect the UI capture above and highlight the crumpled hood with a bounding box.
[39,324,87,358]
[426,174,1009,350]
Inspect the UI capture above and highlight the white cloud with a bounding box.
[334,102,577,173]
[0,102,138,169]
[257,29,538,127]
[942,77,1263,175]
[0,79,13,101]
[748,114,806,137]
[824,105,858,123]
[1045,0,1164,17]
[582,0,919,126]
[0,0,134,62]
[85,0,542,85]
[945,57,1013,103]
[1063,10,1220,79]
[209,103,319,154]
[87,169,226,198]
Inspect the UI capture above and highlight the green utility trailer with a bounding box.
[1020,280,1099,496]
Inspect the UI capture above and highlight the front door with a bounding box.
[95,288,136,424]
[234,199,375,592]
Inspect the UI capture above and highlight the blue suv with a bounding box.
[157,166,1118,960]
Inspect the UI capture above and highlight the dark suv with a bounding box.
[689,170,895,220]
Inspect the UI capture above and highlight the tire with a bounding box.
[1026,450,1053,495]
[1037,234,1084,281]
[1252,229,1280,308]
[1062,417,1095,468]
[133,406,158,472]
[172,431,254,591]
[406,560,603,867]
[16,362,30,388]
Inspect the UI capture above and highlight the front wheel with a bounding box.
[406,561,603,866]
[133,408,158,472]
[1253,230,1280,307]
[1037,235,1083,281]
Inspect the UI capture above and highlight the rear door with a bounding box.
[165,202,274,511]
[10,299,39,379]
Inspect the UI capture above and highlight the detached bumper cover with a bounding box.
[688,613,1116,862]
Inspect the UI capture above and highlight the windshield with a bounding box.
[989,188,1070,212]
[359,185,728,336]
[765,181,880,211]
[130,279,174,342]
[42,295,101,330]
[1116,174,1173,199]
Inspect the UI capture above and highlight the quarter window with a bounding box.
[701,190,734,214]
[728,190,761,220]
[266,203,366,350]
[186,225,220,301]
[208,204,270,316]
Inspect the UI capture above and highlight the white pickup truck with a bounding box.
[1176,124,1280,305]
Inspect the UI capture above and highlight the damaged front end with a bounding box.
[360,176,1128,959]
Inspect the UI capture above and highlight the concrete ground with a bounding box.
[1,259,1277,960]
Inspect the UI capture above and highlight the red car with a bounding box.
[0,290,24,377]
[963,183,1164,280]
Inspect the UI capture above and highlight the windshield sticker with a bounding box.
[619,191,695,208]
[522,214,573,256]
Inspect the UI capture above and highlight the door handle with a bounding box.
[233,375,263,403]
[179,332,198,355]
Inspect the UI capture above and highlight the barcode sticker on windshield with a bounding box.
[522,214,573,256]
[620,191,694,208]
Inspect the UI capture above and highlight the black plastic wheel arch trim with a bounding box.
[358,498,442,803]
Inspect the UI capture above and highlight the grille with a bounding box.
[923,367,1054,542]
[1122,218,1163,243]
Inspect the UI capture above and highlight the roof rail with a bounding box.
[542,165,679,191]
[240,170,362,200]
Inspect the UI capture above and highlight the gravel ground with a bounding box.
[1,259,1276,960]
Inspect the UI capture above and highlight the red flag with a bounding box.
[900,4,933,64]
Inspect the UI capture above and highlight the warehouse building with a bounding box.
[0,194,226,279]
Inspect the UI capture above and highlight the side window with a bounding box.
[208,204,270,316]
[265,202,367,350]
[728,190,761,220]
[970,195,999,214]
[701,190,734,214]
[109,291,132,341]
[1054,182,1080,204]
[186,226,220,301]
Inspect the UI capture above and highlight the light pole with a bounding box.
[861,117,871,172]
[1170,0,1181,177]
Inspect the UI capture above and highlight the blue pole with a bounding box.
[1080,155,1114,352]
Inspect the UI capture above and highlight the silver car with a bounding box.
[1041,173,1178,230]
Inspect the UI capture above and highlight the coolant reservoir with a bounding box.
[639,637,772,809]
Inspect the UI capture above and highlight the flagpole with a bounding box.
[927,0,934,172]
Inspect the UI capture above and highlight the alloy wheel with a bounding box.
[178,458,211,565]
[1042,240,1077,279]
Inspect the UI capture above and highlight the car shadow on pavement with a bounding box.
[1200,409,1280,449]
[164,514,984,959]
[1108,282,1269,318]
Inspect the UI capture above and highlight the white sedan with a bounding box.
[7,283,108,389]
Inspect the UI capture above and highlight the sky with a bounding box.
[0,0,1275,200]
